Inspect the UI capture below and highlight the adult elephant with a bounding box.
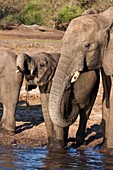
[48,6,113,151]
[16,52,99,151]
[0,49,34,135]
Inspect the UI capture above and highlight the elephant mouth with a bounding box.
[34,68,55,87]
[34,78,47,86]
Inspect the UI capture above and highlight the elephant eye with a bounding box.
[40,60,47,68]
[83,42,96,51]
[84,42,91,49]
[40,63,45,67]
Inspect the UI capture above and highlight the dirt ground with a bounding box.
[0,26,103,149]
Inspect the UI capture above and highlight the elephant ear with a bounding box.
[46,53,60,79]
[39,53,60,93]
[49,53,60,69]
[103,25,113,75]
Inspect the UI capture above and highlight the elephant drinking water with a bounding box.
[48,6,113,152]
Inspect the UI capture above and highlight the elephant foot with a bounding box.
[47,137,66,153]
[0,127,15,136]
[99,138,113,155]
[99,138,107,153]
[47,137,54,149]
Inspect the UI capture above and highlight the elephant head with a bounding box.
[49,6,113,127]
[32,52,60,87]
[16,52,60,92]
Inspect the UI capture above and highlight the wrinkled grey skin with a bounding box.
[49,6,113,151]
[16,52,100,151]
[0,49,23,135]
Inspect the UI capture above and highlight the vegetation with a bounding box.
[0,0,113,30]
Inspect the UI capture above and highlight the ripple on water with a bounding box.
[0,146,112,170]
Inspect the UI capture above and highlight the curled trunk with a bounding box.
[16,53,35,74]
[49,55,79,128]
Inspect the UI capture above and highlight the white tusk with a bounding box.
[71,71,80,83]
[30,69,33,75]
[16,69,20,73]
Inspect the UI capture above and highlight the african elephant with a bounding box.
[16,52,100,151]
[16,52,67,151]
[48,6,113,152]
[0,49,24,135]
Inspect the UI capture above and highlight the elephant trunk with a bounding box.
[16,53,27,73]
[49,53,80,128]
[16,53,35,74]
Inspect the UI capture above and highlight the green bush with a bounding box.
[55,4,83,30]
[18,2,43,25]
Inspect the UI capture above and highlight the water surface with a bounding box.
[0,145,113,170]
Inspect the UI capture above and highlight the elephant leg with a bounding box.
[0,102,16,135]
[101,97,110,148]
[50,103,69,151]
[101,70,111,149]
[76,109,88,145]
[0,80,22,135]
[41,93,68,152]
[76,105,95,146]
[49,87,70,152]
[64,127,69,146]
[106,76,113,152]
[76,107,96,146]
[76,73,99,146]
[53,125,66,152]
[40,93,54,145]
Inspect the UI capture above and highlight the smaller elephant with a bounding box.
[17,52,67,151]
[16,52,100,151]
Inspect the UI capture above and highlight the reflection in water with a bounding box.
[0,146,113,169]
[43,147,105,170]
[0,146,18,170]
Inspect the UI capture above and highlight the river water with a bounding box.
[0,79,113,169]
[0,145,113,170]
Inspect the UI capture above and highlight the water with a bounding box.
[0,146,113,170]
